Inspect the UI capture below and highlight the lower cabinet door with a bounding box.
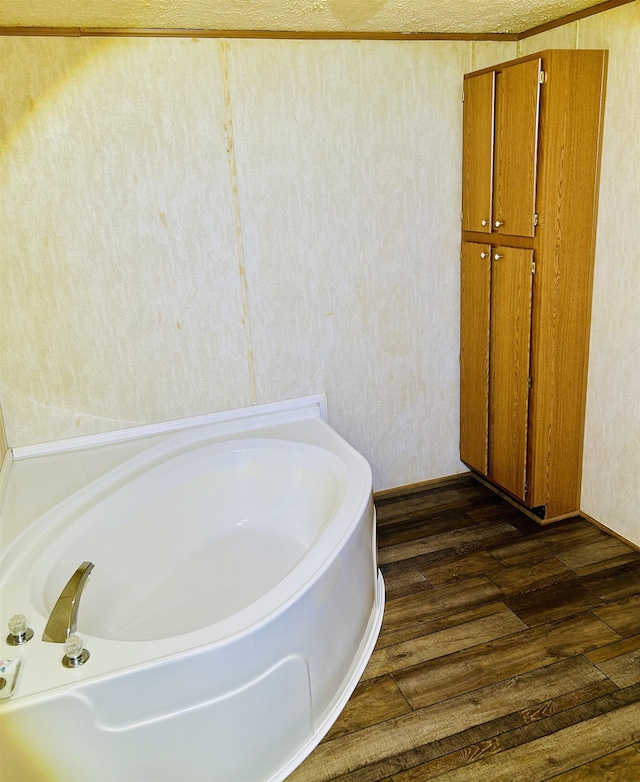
[488,246,534,501]
[460,241,491,475]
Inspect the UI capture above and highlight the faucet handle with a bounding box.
[7,614,34,646]
[62,634,90,668]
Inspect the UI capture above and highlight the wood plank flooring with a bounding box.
[290,475,640,782]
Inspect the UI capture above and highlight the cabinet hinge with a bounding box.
[532,259,536,275]
[524,482,529,495]
[539,70,545,84]
[462,88,465,102]
[527,377,532,390]
[533,212,539,227]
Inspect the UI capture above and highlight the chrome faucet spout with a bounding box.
[42,561,94,643]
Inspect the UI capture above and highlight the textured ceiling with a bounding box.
[0,0,616,35]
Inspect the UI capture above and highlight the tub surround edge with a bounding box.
[11,393,329,460]
[0,447,13,514]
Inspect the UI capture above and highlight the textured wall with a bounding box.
[3,14,637,532]
[0,38,252,444]
[227,39,468,489]
[470,40,518,71]
[521,1,640,547]
[0,408,6,456]
[0,36,467,490]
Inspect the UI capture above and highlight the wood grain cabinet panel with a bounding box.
[460,241,491,474]
[462,72,495,234]
[489,247,534,501]
[459,50,608,522]
[493,59,542,239]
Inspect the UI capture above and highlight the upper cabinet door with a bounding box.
[493,59,542,238]
[462,72,495,234]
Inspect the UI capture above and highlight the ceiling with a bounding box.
[0,0,620,36]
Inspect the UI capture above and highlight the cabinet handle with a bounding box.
[494,220,504,228]
[494,253,503,260]
[480,252,488,259]
[481,219,489,227]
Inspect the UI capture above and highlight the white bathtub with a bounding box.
[0,396,384,781]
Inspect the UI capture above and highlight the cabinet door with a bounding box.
[462,72,495,233]
[460,242,491,474]
[493,59,542,238]
[489,247,534,500]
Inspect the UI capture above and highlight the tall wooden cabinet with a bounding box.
[459,50,608,522]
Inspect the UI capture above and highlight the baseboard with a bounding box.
[472,475,640,548]
[580,511,640,554]
[466,472,584,525]
[373,471,640,554]
[373,472,472,501]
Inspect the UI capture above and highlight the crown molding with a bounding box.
[0,2,633,41]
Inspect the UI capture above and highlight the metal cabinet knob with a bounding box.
[480,252,489,259]
[481,219,489,227]
[494,253,503,260]
[494,220,504,228]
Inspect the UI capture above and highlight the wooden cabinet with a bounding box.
[461,72,494,234]
[462,58,542,237]
[488,246,534,502]
[459,50,608,522]
[460,241,490,474]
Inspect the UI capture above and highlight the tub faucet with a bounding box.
[42,561,94,643]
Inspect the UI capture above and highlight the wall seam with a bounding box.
[219,39,257,405]
[0,404,7,452]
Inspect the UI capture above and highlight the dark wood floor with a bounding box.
[291,475,640,782]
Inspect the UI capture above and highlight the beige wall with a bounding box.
[0,38,251,447]
[1,8,638,545]
[521,0,640,547]
[0,407,6,456]
[0,36,469,490]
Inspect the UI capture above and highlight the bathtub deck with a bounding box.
[291,474,640,781]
